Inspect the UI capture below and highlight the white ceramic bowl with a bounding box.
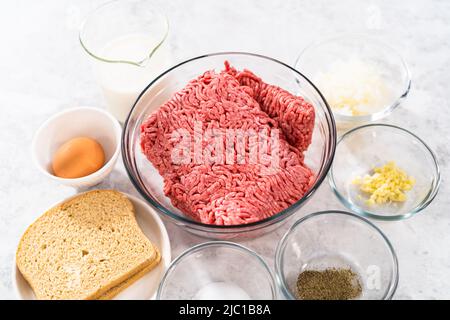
[13,191,171,300]
[32,107,122,188]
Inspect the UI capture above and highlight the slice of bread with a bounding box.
[16,190,161,300]
[98,250,161,300]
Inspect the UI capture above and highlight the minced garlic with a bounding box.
[352,161,415,206]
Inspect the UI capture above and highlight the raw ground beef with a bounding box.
[224,62,315,151]
[140,62,315,225]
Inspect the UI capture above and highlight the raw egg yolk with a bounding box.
[52,137,105,179]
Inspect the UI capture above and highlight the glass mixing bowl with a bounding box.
[295,35,411,130]
[329,124,441,220]
[275,211,399,300]
[122,52,336,239]
[156,241,276,300]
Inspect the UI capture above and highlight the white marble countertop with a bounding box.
[0,0,449,299]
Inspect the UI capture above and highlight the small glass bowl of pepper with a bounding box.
[275,211,399,300]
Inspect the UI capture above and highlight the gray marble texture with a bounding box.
[0,0,449,299]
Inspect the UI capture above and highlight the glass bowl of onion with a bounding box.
[295,34,411,130]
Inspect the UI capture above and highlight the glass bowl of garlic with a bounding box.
[328,124,440,220]
[295,34,411,130]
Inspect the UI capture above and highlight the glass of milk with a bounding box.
[80,0,171,123]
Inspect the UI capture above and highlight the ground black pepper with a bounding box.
[295,268,362,300]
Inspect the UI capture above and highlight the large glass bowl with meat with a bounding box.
[122,52,336,239]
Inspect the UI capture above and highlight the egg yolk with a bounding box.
[52,137,105,179]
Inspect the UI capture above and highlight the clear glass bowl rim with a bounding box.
[122,51,337,231]
[328,123,441,221]
[294,33,412,122]
[78,0,169,67]
[274,210,399,300]
[156,241,277,299]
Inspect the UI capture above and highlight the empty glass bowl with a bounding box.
[122,52,336,239]
[295,35,411,129]
[156,241,276,299]
[329,124,441,220]
[275,211,399,300]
